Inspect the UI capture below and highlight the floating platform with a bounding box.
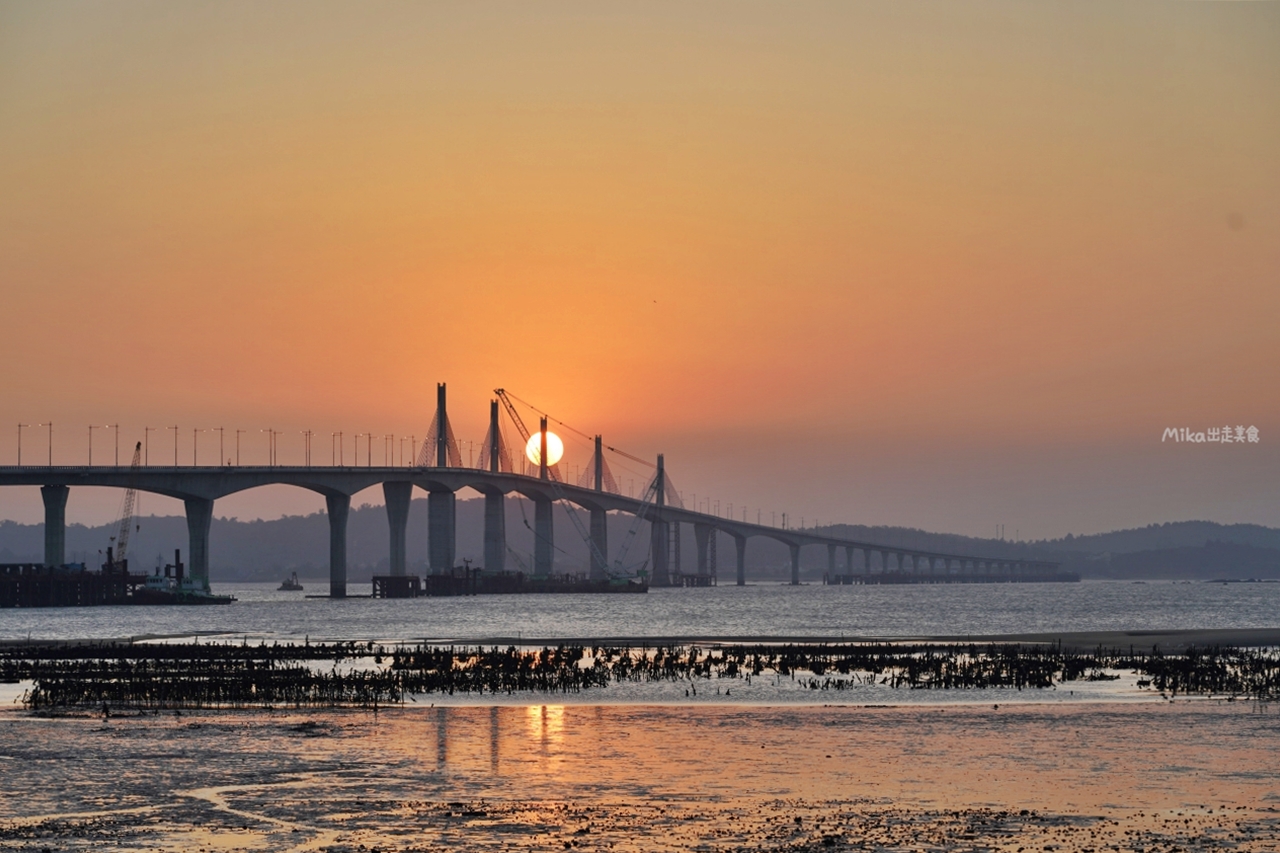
[0,549,234,607]
[371,568,648,597]
[0,562,143,608]
[372,575,422,598]
[659,572,716,588]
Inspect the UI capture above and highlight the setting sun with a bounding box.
[524,431,564,467]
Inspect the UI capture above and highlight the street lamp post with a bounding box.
[170,426,179,466]
[215,427,225,466]
[236,429,246,466]
[88,424,97,466]
[144,427,154,465]
[16,424,29,465]
[194,428,204,466]
[39,423,52,465]
[109,424,119,465]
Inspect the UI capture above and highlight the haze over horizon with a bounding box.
[2,1,1277,537]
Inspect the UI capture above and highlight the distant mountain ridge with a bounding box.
[1,509,1276,582]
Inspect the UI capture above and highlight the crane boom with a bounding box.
[495,389,531,444]
[112,441,143,565]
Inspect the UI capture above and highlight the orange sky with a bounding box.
[1,1,1277,536]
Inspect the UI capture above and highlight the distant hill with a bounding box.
[1032,522,1280,555]
[2,509,1277,583]
[1074,541,1280,581]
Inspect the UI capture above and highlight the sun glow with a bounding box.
[524,431,564,467]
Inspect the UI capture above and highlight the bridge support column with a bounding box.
[649,454,669,586]
[694,523,712,576]
[40,485,69,567]
[428,489,456,574]
[589,508,608,580]
[733,534,746,586]
[827,544,836,580]
[484,491,506,573]
[326,493,349,598]
[789,543,801,585]
[845,546,855,576]
[184,497,214,590]
[864,548,872,575]
[650,516,669,586]
[383,481,412,577]
[534,496,553,576]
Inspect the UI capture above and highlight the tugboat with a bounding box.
[277,571,303,591]
[132,550,235,605]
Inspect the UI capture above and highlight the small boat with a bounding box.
[130,549,235,605]
[278,571,303,591]
[133,573,235,605]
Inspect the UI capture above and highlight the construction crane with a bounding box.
[108,442,142,569]
[495,389,654,578]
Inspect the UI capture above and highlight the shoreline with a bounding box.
[2,702,1278,852]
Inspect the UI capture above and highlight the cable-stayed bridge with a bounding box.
[0,385,1062,595]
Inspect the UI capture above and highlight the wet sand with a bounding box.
[1,701,1277,851]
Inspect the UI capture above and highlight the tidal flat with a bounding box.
[1,701,1277,852]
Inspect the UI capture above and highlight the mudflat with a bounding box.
[1,700,1277,851]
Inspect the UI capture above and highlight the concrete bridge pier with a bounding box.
[184,497,214,590]
[650,516,669,586]
[484,491,506,573]
[428,489,456,574]
[534,495,553,576]
[789,543,801,585]
[649,455,669,586]
[827,544,836,579]
[588,508,608,580]
[845,546,855,575]
[694,523,712,576]
[732,533,746,585]
[383,481,412,577]
[864,548,872,575]
[325,493,350,598]
[40,484,69,567]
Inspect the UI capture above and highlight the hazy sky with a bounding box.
[1,1,1277,537]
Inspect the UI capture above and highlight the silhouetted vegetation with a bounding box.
[3,639,1277,712]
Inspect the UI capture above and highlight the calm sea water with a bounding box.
[2,579,1277,643]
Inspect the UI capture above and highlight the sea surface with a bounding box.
[2,578,1277,644]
